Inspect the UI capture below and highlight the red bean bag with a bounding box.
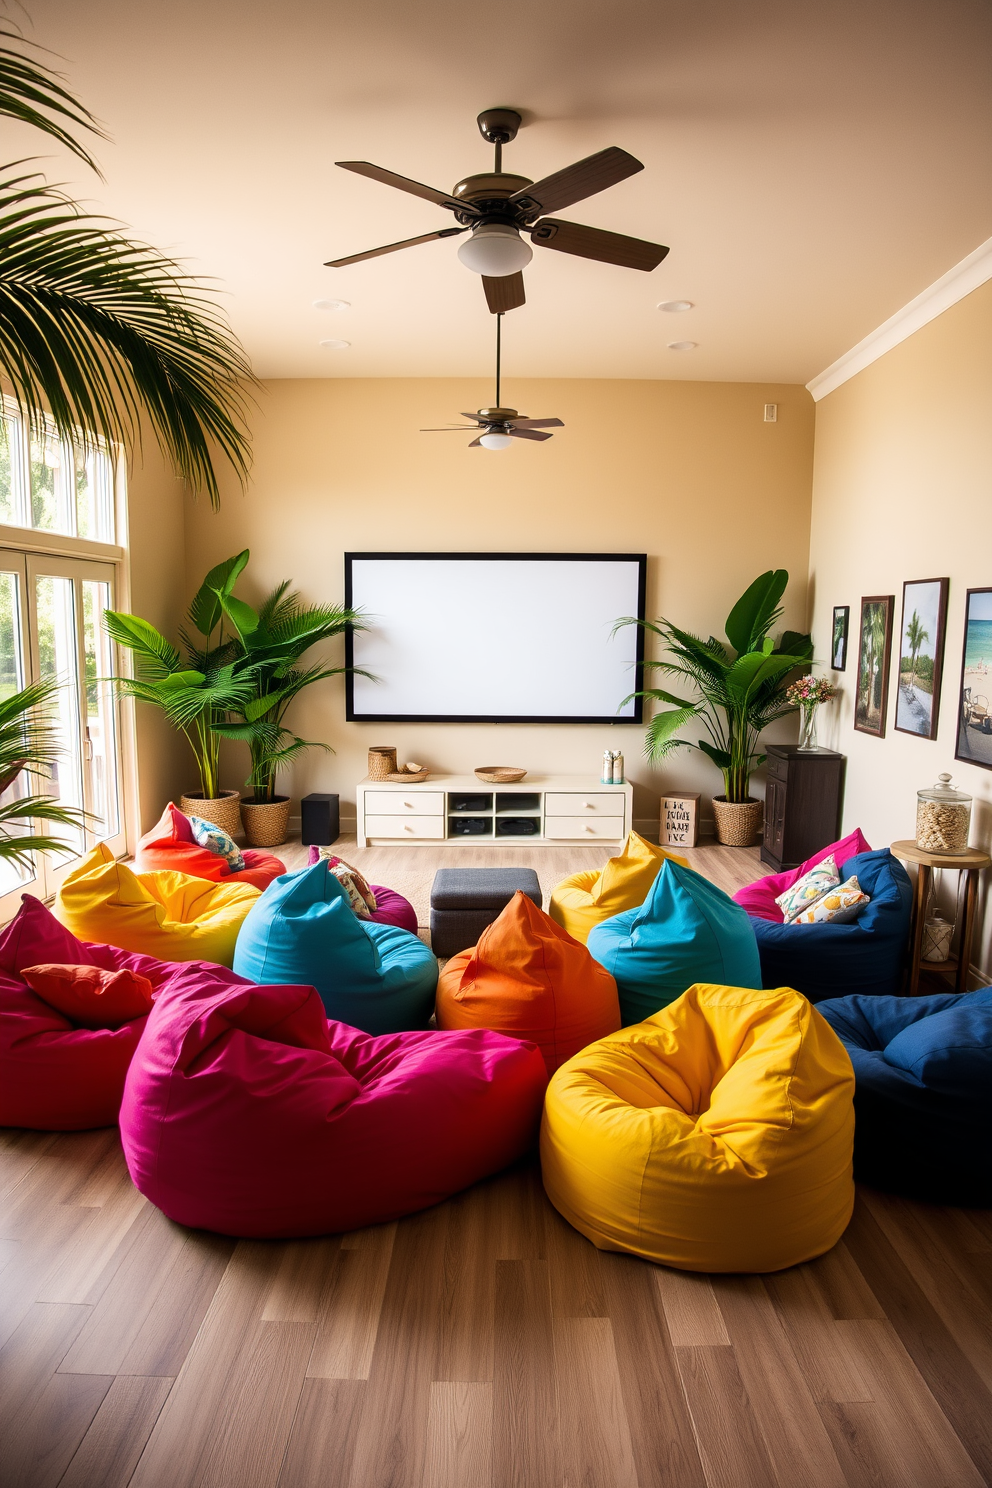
[0,896,246,1130]
[307,846,417,933]
[120,971,548,1238]
[733,828,872,922]
[136,803,284,891]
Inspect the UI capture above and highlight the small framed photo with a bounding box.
[894,578,948,739]
[831,606,850,671]
[854,595,894,737]
[955,587,992,771]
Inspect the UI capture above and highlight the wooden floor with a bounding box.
[2,839,991,1488]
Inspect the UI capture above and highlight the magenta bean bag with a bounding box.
[0,896,244,1130]
[733,828,872,922]
[307,845,417,933]
[120,971,548,1238]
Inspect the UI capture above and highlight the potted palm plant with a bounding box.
[104,553,257,836]
[211,578,364,847]
[620,570,813,846]
[0,677,90,869]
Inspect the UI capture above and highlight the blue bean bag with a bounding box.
[817,990,992,1205]
[749,849,911,1003]
[586,858,761,1025]
[233,860,438,1034]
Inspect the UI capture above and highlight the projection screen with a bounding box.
[344,553,646,723]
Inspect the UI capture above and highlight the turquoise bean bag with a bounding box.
[587,858,762,1025]
[233,860,438,1034]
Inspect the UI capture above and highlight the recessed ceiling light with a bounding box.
[667,340,697,351]
[658,300,694,313]
[319,338,351,349]
[313,298,350,311]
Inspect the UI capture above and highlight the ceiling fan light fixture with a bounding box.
[479,431,514,450]
[457,223,533,277]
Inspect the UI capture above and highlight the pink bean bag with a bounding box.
[0,896,243,1130]
[733,829,873,922]
[307,845,417,933]
[136,803,284,891]
[121,971,548,1237]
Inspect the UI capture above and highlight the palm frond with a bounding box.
[0,23,106,174]
[0,168,254,506]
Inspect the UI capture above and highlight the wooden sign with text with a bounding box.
[659,793,700,848]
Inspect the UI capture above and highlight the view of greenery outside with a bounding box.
[0,570,21,702]
[0,408,112,541]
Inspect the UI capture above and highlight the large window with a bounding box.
[0,403,128,920]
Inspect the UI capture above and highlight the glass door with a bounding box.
[0,550,39,917]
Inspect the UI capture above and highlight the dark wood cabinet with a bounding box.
[760,746,845,870]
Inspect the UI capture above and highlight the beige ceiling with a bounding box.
[7,0,992,384]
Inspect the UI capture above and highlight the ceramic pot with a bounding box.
[240,796,291,848]
[179,790,242,839]
[711,796,763,847]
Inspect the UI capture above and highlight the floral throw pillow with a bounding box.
[189,815,246,874]
[315,848,378,916]
[775,855,840,923]
[791,876,870,925]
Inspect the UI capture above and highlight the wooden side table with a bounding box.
[890,840,991,995]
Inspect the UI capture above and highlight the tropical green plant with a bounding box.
[104,552,258,800]
[0,676,90,867]
[904,609,930,691]
[0,21,253,506]
[618,570,813,804]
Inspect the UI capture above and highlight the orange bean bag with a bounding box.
[436,891,621,1075]
[135,803,284,891]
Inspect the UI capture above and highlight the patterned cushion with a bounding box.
[313,849,377,916]
[775,856,840,922]
[189,815,245,874]
[791,876,869,925]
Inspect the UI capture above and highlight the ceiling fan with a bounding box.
[326,108,669,314]
[421,313,563,449]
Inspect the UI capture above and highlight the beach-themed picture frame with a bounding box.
[854,595,894,737]
[956,587,992,772]
[894,578,948,739]
[831,605,849,670]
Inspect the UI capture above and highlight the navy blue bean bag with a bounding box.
[749,849,912,1003]
[817,989,992,1205]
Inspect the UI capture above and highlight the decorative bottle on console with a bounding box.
[612,750,624,784]
[602,750,613,785]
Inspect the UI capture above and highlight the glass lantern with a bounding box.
[915,773,973,855]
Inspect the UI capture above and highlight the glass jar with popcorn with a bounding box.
[915,773,972,855]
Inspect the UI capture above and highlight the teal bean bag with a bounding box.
[233,860,438,1034]
[586,858,762,1025]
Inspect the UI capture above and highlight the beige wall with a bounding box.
[809,277,992,981]
[181,377,815,833]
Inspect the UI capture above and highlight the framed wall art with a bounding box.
[854,595,894,737]
[894,577,948,739]
[831,605,849,670]
[955,587,992,771]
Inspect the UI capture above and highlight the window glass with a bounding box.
[0,565,36,897]
[0,404,115,545]
[82,579,119,839]
[0,415,18,526]
[35,572,85,855]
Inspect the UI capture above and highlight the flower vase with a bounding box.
[798,704,819,752]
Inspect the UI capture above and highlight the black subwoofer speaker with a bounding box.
[301,792,339,846]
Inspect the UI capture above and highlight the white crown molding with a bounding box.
[807,235,992,401]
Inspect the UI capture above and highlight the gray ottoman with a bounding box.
[430,867,543,958]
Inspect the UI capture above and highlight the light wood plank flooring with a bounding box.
[2,839,991,1488]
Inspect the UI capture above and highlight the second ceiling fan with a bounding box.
[326,108,669,314]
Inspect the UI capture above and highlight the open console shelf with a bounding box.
[358,773,633,847]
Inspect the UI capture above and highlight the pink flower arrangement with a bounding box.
[786,676,836,707]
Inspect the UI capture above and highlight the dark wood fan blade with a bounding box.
[510,417,564,428]
[325,226,465,268]
[420,426,483,432]
[530,217,668,271]
[336,161,476,213]
[510,146,643,216]
[483,272,526,314]
[468,437,484,447]
[508,428,553,441]
[459,413,485,422]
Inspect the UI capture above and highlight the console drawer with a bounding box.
[364,814,445,839]
[364,791,444,815]
[544,815,626,840]
[544,792,624,816]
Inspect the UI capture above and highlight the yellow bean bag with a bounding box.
[53,842,260,967]
[540,983,855,1273]
[548,830,687,944]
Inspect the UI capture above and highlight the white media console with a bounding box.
[356,774,633,848]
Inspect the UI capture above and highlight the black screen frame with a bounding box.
[344,551,647,724]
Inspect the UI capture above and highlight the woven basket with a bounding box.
[368,746,398,780]
[179,790,241,839]
[240,796,291,848]
[711,796,763,848]
[386,768,429,783]
[475,766,528,784]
